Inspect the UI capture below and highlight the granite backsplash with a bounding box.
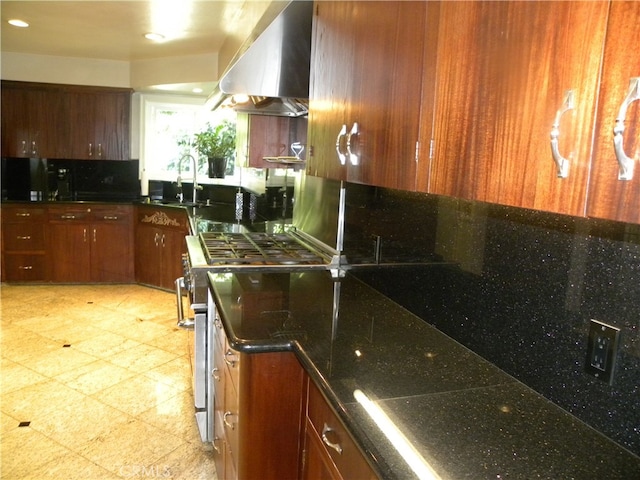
[343,183,640,456]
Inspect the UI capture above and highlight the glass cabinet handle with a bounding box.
[550,90,574,178]
[347,122,359,166]
[335,124,347,165]
[614,77,640,181]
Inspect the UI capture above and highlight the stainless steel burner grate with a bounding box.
[199,232,326,266]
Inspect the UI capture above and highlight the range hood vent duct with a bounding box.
[210,0,312,117]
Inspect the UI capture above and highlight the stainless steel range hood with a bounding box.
[208,0,312,117]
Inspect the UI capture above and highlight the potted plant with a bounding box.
[193,120,237,178]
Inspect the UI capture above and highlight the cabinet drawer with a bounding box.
[3,223,45,251]
[4,254,45,281]
[307,381,376,480]
[1,206,46,222]
[48,206,92,222]
[91,205,132,223]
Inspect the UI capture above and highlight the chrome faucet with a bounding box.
[177,154,202,204]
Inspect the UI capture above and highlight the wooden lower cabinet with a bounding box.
[212,315,307,480]
[1,204,47,282]
[302,380,377,480]
[134,206,190,290]
[47,204,134,283]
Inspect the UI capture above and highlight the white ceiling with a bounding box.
[0,0,276,96]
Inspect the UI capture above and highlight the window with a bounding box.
[140,94,237,183]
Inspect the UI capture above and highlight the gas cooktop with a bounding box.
[199,232,327,266]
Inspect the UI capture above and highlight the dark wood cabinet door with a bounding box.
[429,1,608,216]
[344,1,426,190]
[1,84,67,159]
[91,219,134,283]
[308,1,426,190]
[135,224,164,286]
[307,1,355,182]
[67,89,131,160]
[586,1,640,223]
[1,85,32,158]
[48,223,92,282]
[160,228,186,290]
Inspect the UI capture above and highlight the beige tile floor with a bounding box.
[0,283,217,479]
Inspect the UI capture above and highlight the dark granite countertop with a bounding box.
[207,270,640,479]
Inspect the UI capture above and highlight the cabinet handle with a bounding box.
[212,437,221,454]
[212,367,220,382]
[31,141,37,156]
[154,232,159,246]
[614,77,640,181]
[61,214,76,220]
[16,212,30,217]
[93,228,97,242]
[83,228,87,242]
[21,140,27,155]
[18,265,33,270]
[103,215,119,220]
[224,349,238,368]
[321,423,343,454]
[347,122,359,166]
[97,143,103,158]
[335,124,348,165]
[550,89,574,179]
[88,142,93,157]
[16,235,31,240]
[161,234,166,247]
[223,411,236,430]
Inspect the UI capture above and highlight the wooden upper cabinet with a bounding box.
[586,1,640,223]
[237,114,308,168]
[67,89,131,160]
[307,1,355,182]
[307,1,427,190]
[1,81,131,161]
[1,82,68,159]
[428,1,609,216]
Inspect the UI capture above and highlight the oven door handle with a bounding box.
[176,277,195,330]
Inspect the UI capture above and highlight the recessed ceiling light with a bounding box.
[8,19,29,28]
[144,32,165,42]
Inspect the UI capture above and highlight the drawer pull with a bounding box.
[223,411,236,430]
[212,367,220,382]
[18,265,33,270]
[212,437,221,454]
[224,349,238,368]
[103,215,119,220]
[61,214,76,220]
[16,212,31,217]
[16,235,32,240]
[321,423,343,454]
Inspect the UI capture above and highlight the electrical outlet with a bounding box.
[585,319,621,385]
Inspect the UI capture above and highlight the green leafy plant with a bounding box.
[192,120,236,159]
